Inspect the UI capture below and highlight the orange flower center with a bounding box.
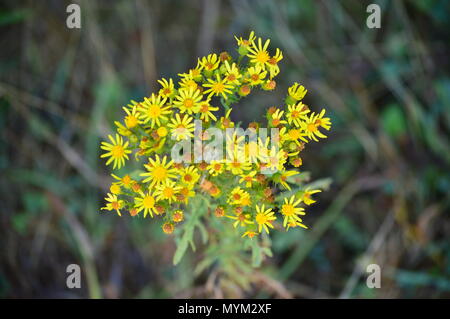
[184,98,194,108]
[111,145,125,158]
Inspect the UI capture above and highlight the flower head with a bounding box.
[101,193,124,216]
[141,155,177,188]
[226,211,254,228]
[255,204,276,234]
[246,65,267,86]
[173,87,203,114]
[173,210,184,223]
[138,93,171,128]
[247,37,271,69]
[155,180,181,203]
[281,195,305,228]
[100,134,132,169]
[203,74,234,100]
[99,31,331,248]
[158,78,176,98]
[167,113,195,141]
[288,83,307,101]
[134,191,158,218]
[198,100,218,122]
[302,188,322,205]
[199,53,220,73]
[224,61,242,85]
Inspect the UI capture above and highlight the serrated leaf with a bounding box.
[173,235,189,265]
[172,196,208,265]
[251,240,263,267]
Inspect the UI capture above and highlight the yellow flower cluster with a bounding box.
[100,31,331,237]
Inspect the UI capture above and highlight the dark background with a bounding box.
[0,0,449,298]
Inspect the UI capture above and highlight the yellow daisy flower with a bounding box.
[238,171,257,188]
[100,134,132,169]
[234,30,256,48]
[134,190,158,217]
[123,104,140,129]
[162,222,175,234]
[226,153,252,175]
[227,187,249,205]
[198,53,220,73]
[288,83,307,101]
[219,108,235,129]
[203,74,234,100]
[109,183,121,195]
[278,170,298,190]
[246,65,267,86]
[178,165,200,186]
[301,111,329,142]
[167,113,195,141]
[111,173,133,189]
[141,155,177,188]
[247,37,271,69]
[101,193,124,216]
[178,77,200,91]
[223,61,242,85]
[314,109,332,130]
[269,109,287,127]
[138,93,171,128]
[157,78,176,98]
[280,195,305,228]
[302,188,322,205]
[198,100,219,122]
[154,180,181,203]
[267,48,283,78]
[286,128,308,145]
[226,212,254,228]
[173,87,202,114]
[263,146,287,172]
[286,102,310,127]
[207,160,225,176]
[255,204,276,234]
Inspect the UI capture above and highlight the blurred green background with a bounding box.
[1,0,449,298]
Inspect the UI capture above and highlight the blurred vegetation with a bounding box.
[1,0,449,298]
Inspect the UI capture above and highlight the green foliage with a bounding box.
[381,104,407,138]
[0,8,29,26]
[173,196,209,265]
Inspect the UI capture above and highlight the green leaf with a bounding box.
[172,196,208,265]
[173,234,190,265]
[250,240,263,267]
[0,9,30,26]
[381,104,407,138]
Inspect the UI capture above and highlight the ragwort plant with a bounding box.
[100,31,331,287]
